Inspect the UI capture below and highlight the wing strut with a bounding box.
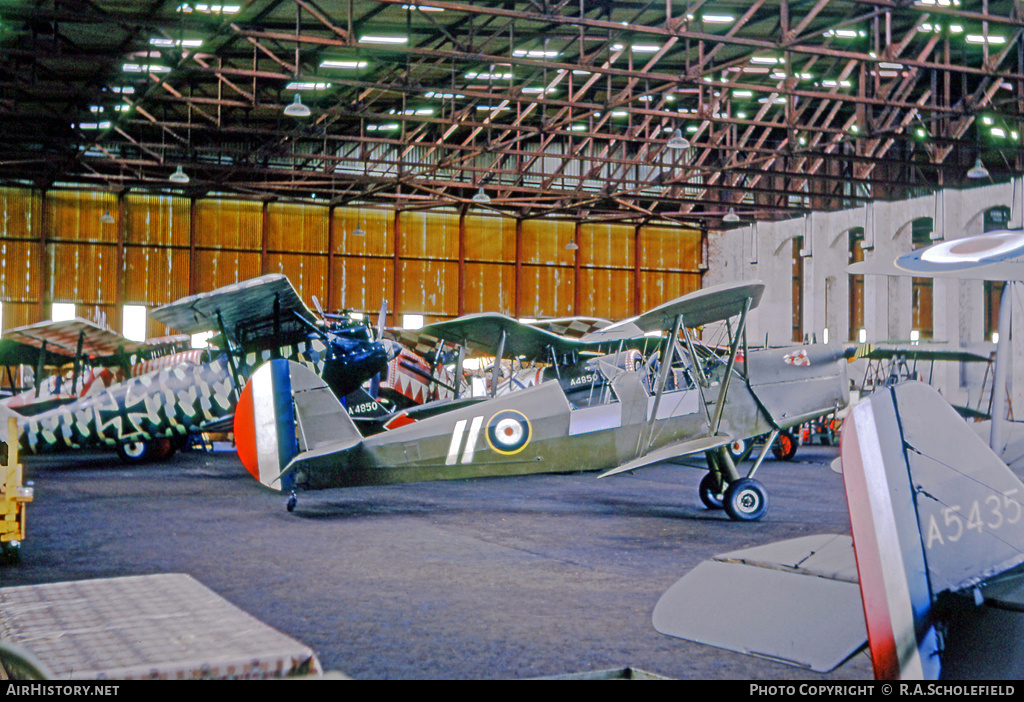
[33,341,46,395]
[490,329,506,397]
[709,297,751,434]
[71,330,85,397]
[216,311,243,400]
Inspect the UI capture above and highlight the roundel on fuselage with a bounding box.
[485,409,532,455]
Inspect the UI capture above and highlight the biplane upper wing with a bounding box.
[1,317,150,364]
[579,281,765,344]
[858,344,991,364]
[419,312,593,359]
[150,274,319,347]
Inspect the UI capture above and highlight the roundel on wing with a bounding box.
[485,409,532,455]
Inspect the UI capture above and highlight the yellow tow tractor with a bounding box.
[1,417,32,564]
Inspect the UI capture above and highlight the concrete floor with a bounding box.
[2,442,873,680]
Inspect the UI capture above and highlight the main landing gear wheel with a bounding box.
[723,478,769,521]
[286,492,298,513]
[698,472,725,510]
[771,430,798,461]
[117,440,151,464]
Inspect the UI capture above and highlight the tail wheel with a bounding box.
[723,478,769,521]
[698,472,725,510]
[771,430,798,461]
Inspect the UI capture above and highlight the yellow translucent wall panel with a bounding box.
[125,193,191,247]
[192,250,261,293]
[638,271,702,311]
[332,256,394,317]
[397,259,458,317]
[266,203,329,253]
[641,226,703,271]
[463,215,515,263]
[399,210,459,260]
[0,239,39,302]
[333,208,393,257]
[48,190,119,244]
[264,252,328,306]
[0,302,35,331]
[0,188,42,239]
[520,218,576,265]
[462,262,514,316]
[518,264,575,318]
[194,199,262,250]
[123,246,191,305]
[47,242,117,304]
[578,268,634,320]
[580,222,634,269]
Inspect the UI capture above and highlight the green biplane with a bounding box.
[235,281,851,521]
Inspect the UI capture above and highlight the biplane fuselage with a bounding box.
[239,281,850,521]
[0,275,391,459]
[282,343,847,492]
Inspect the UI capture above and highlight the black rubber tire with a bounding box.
[723,478,769,521]
[771,430,799,461]
[116,440,152,464]
[698,472,725,510]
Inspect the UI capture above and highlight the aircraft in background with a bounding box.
[652,380,1024,679]
[234,280,851,519]
[0,275,390,463]
[653,230,1024,679]
[0,317,196,416]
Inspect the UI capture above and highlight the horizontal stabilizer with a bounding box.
[653,535,866,672]
[597,434,732,478]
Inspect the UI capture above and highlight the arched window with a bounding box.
[911,217,934,340]
[848,227,864,342]
[983,206,1011,341]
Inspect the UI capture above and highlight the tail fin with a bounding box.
[841,381,1024,680]
[235,359,361,491]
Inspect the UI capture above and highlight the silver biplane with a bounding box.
[651,230,1024,679]
[235,281,851,519]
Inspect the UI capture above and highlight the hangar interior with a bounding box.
[1,0,1024,681]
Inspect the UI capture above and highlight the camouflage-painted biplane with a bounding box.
[0,275,389,463]
[0,317,193,416]
[235,280,851,520]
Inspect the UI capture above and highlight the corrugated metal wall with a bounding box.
[0,187,704,335]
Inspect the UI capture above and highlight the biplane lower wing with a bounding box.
[597,434,732,478]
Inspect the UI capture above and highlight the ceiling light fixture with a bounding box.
[723,207,740,223]
[100,210,116,224]
[565,238,579,251]
[967,157,989,179]
[472,187,491,204]
[284,93,311,117]
[169,166,190,184]
[667,128,690,150]
[352,225,366,237]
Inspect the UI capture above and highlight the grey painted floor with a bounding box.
[3,442,873,680]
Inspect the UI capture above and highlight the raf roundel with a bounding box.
[485,409,532,455]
